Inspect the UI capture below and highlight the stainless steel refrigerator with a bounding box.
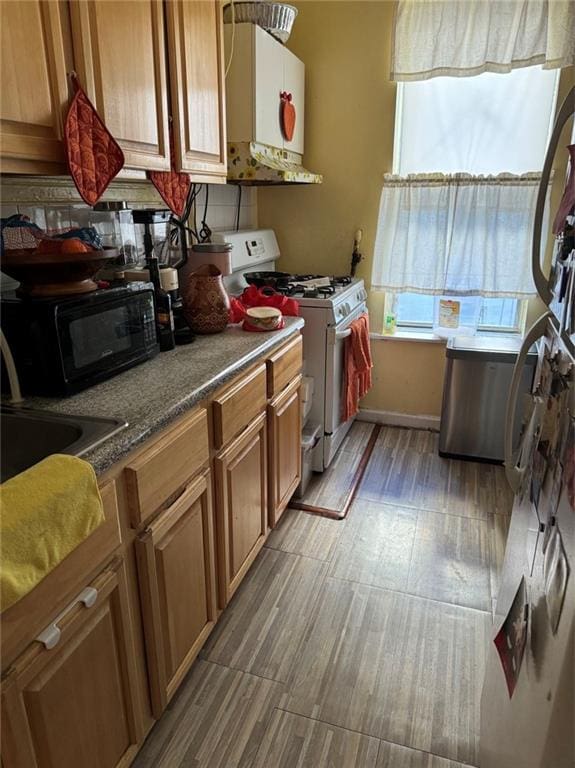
[480,87,575,768]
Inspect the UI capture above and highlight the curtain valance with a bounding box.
[371,173,548,298]
[391,0,575,81]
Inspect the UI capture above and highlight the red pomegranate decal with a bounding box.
[280,91,296,142]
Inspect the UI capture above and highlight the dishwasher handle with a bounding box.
[504,312,550,493]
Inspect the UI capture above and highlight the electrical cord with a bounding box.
[235,184,242,231]
[198,185,212,242]
[169,183,201,248]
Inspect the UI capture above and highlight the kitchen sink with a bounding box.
[0,405,127,483]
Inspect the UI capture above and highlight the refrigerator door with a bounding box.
[532,86,574,307]
[480,485,574,768]
[481,321,574,768]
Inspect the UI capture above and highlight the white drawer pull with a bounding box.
[36,587,98,650]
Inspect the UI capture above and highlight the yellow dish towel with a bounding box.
[0,454,104,612]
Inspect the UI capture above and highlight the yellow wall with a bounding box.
[360,339,447,415]
[258,2,574,417]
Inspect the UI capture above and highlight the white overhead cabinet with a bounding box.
[225,23,305,155]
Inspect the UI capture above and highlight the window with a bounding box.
[378,66,559,332]
[395,293,523,332]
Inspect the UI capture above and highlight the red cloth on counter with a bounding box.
[229,285,299,323]
[342,313,373,422]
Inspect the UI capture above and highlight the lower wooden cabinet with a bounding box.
[268,376,302,528]
[214,413,268,607]
[135,471,217,717]
[0,558,143,768]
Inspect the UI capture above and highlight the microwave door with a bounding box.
[58,292,156,388]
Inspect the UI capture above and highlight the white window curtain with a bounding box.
[395,68,559,175]
[391,0,575,81]
[372,173,546,298]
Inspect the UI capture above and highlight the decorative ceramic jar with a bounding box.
[182,263,230,334]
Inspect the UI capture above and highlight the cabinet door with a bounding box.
[135,472,217,717]
[70,0,170,171]
[254,24,285,151]
[282,46,305,155]
[268,376,302,528]
[0,1,70,173]
[167,0,227,181]
[214,414,268,607]
[0,559,144,768]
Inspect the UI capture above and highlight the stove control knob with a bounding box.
[337,306,345,317]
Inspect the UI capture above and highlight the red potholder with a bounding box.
[64,73,125,206]
[148,128,191,217]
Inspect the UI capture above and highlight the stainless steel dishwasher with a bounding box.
[439,336,536,462]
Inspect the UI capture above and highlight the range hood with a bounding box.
[227,141,323,185]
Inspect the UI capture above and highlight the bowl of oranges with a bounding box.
[1,233,119,298]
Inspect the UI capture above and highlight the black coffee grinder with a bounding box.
[131,209,194,346]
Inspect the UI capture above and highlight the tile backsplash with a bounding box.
[1,176,257,290]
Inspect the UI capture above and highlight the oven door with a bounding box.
[324,303,368,467]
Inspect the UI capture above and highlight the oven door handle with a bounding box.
[329,305,368,345]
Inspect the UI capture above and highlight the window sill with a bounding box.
[370,329,523,344]
[370,330,446,344]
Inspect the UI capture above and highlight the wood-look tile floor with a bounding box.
[135,424,512,768]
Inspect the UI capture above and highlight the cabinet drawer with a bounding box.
[267,334,303,398]
[125,408,209,527]
[212,364,267,449]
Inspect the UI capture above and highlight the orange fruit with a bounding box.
[60,238,92,253]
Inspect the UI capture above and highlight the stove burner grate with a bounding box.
[257,272,354,299]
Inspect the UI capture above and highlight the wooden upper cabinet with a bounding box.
[69,0,170,171]
[0,1,71,173]
[166,0,227,182]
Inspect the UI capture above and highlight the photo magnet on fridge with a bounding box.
[494,576,528,698]
[544,525,570,635]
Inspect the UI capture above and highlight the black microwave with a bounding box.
[1,283,159,396]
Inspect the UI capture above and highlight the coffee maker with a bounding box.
[129,209,194,345]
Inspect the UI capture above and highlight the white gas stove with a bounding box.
[215,229,368,471]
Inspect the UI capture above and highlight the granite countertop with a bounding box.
[25,317,304,475]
